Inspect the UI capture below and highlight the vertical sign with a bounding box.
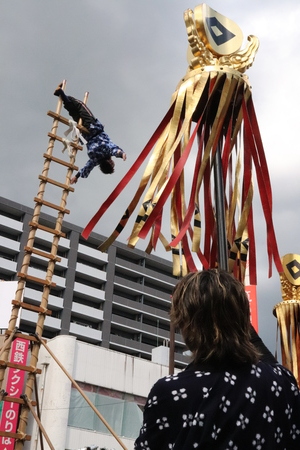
[245,284,258,331]
[244,261,258,332]
[0,338,29,449]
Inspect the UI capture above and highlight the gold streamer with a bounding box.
[93,5,279,286]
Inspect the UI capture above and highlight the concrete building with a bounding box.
[0,196,187,366]
[0,196,189,449]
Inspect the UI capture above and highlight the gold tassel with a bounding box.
[275,254,300,386]
[274,300,300,386]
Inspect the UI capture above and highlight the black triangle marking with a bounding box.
[206,17,236,46]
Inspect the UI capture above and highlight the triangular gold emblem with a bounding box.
[193,3,243,56]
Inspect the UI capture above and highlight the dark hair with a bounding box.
[171,269,260,366]
[99,158,115,174]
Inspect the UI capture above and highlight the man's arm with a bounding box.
[70,173,80,184]
[70,158,98,184]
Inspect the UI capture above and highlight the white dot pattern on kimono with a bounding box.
[134,363,300,449]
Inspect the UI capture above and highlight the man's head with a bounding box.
[171,269,259,365]
[99,158,115,174]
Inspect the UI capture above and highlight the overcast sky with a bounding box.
[1,0,300,353]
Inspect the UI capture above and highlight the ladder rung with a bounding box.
[47,110,89,133]
[5,330,47,344]
[24,245,62,262]
[0,360,42,374]
[17,272,56,287]
[34,197,70,214]
[29,220,66,237]
[43,153,79,170]
[0,431,31,441]
[11,300,52,316]
[38,175,75,192]
[2,395,37,406]
[48,132,83,150]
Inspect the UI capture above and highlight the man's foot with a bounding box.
[116,149,127,161]
[54,83,63,96]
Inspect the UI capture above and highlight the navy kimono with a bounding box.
[135,361,300,449]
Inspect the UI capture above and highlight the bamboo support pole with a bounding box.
[21,394,54,450]
[36,334,128,450]
[33,371,45,450]
[169,322,175,375]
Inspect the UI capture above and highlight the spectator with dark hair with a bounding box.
[135,269,300,449]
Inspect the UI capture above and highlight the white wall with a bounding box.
[25,336,173,450]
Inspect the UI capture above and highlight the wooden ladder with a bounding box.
[0,81,88,448]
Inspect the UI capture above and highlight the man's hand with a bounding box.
[70,176,78,184]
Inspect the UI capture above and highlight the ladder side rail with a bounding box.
[15,87,89,450]
[29,90,89,372]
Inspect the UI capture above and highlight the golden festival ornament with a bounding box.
[274,254,300,385]
[82,3,282,285]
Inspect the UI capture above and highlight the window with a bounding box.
[68,389,143,439]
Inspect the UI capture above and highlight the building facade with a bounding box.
[0,196,187,368]
[28,335,173,450]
